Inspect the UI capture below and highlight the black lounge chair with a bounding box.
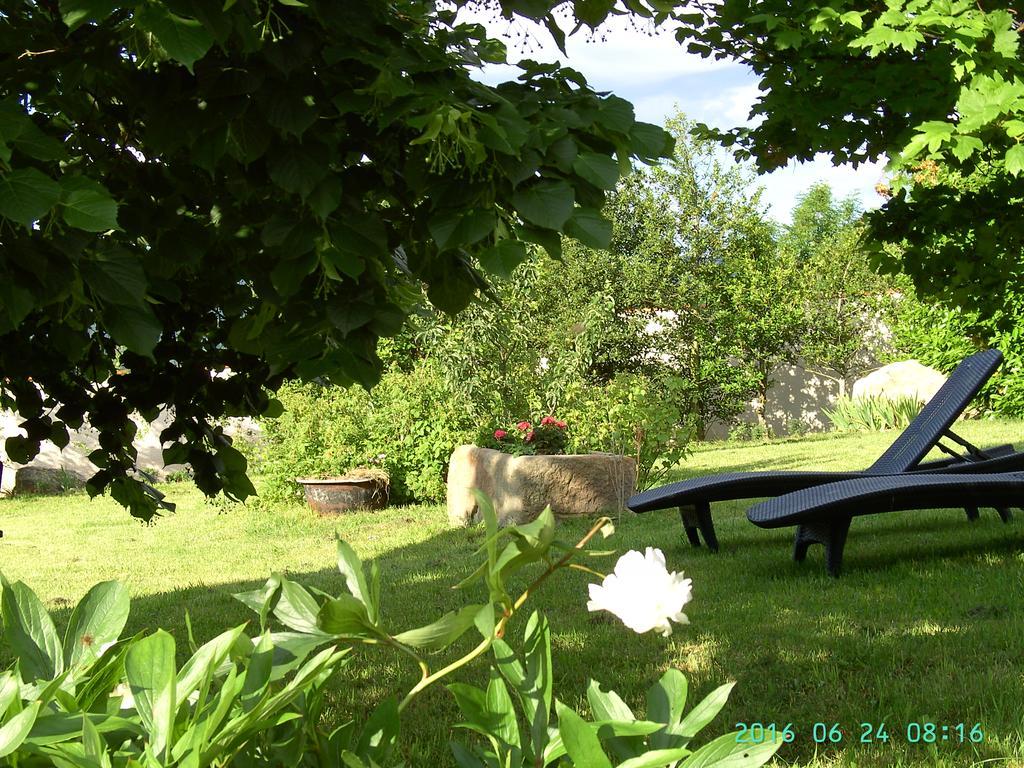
[628,349,1012,551]
[748,472,1022,576]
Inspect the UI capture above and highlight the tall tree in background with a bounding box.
[534,113,771,438]
[786,184,895,396]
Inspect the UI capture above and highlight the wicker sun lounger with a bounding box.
[748,472,1022,576]
[627,348,1009,551]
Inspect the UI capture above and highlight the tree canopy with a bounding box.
[1,0,670,517]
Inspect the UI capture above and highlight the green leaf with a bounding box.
[513,180,575,230]
[587,680,635,722]
[648,669,688,748]
[0,702,41,758]
[0,169,61,227]
[519,225,562,259]
[429,209,496,251]
[63,581,130,672]
[309,176,343,219]
[618,747,694,768]
[60,0,119,31]
[134,5,215,72]
[320,245,365,281]
[81,251,147,307]
[268,146,330,199]
[486,672,520,750]
[392,604,486,650]
[951,135,983,162]
[565,209,612,249]
[678,682,735,738]
[478,240,528,279]
[1,578,64,681]
[60,176,120,232]
[335,540,375,620]
[274,579,325,634]
[355,697,400,764]
[556,700,613,768]
[573,152,620,189]
[124,630,176,760]
[104,303,162,358]
[317,595,372,636]
[677,731,780,767]
[1005,144,1024,176]
[597,96,635,134]
[629,122,673,160]
[175,624,246,705]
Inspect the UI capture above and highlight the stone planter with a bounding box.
[296,477,389,515]
[446,445,636,527]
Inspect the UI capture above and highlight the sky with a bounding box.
[465,12,888,224]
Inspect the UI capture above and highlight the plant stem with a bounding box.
[396,515,613,713]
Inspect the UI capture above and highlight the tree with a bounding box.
[784,184,895,396]
[531,113,772,438]
[724,235,805,435]
[0,1,670,518]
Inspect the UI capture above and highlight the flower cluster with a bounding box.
[489,416,568,455]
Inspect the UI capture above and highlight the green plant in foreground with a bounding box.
[0,495,781,767]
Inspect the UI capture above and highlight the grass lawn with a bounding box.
[2,420,1024,767]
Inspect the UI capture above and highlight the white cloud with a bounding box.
[463,11,737,90]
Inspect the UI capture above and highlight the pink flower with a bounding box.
[516,421,531,431]
[494,429,507,439]
[525,430,535,442]
[541,416,556,426]
[556,420,567,429]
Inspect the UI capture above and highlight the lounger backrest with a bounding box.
[866,348,1003,474]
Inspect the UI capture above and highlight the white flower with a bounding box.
[587,548,692,637]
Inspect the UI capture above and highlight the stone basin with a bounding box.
[446,445,636,527]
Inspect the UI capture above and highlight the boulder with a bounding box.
[447,445,636,527]
[852,360,947,403]
[12,466,87,495]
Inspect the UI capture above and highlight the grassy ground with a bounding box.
[2,421,1023,767]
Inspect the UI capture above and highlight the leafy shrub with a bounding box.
[560,374,692,491]
[786,418,810,438]
[252,359,477,504]
[824,395,924,432]
[0,499,781,768]
[728,422,771,442]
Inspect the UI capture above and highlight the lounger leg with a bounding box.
[965,506,980,521]
[695,501,719,552]
[678,503,719,552]
[793,526,813,562]
[996,507,1012,523]
[791,516,852,577]
[679,506,702,548]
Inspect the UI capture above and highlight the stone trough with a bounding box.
[446,445,636,527]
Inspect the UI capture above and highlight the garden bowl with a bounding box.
[295,476,389,514]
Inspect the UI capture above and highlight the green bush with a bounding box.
[728,422,771,442]
[250,359,476,504]
[824,395,924,432]
[560,373,693,491]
